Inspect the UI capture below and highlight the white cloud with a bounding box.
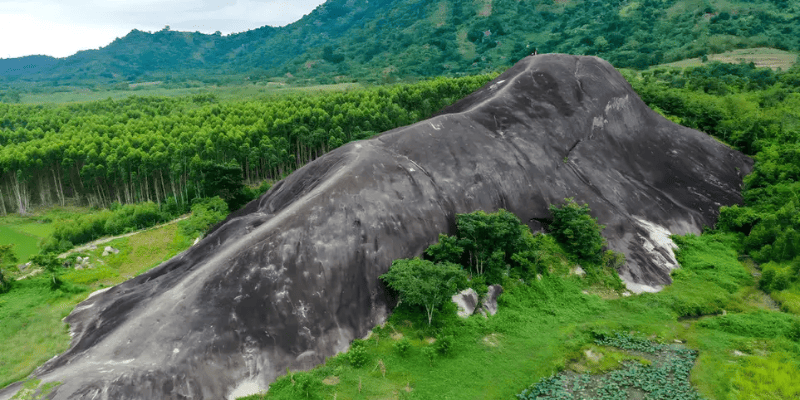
[0,0,326,59]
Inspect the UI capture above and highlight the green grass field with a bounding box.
[0,223,54,263]
[0,207,97,264]
[656,47,798,71]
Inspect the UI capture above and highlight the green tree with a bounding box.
[424,233,464,264]
[549,198,606,263]
[30,253,61,285]
[456,209,523,280]
[380,258,466,325]
[0,244,17,293]
[0,244,17,266]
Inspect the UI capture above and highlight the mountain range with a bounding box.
[1,0,799,89]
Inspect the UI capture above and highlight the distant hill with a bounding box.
[0,55,58,76]
[1,0,799,90]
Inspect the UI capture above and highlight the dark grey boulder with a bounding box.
[0,54,751,400]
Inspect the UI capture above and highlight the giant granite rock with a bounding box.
[0,54,751,400]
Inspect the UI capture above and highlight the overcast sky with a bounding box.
[0,0,328,59]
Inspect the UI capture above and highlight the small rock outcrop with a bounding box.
[101,246,119,256]
[0,54,751,400]
[452,288,479,318]
[480,285,504,316]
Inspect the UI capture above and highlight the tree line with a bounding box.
[0,74,493,215]
[628,61,800,268]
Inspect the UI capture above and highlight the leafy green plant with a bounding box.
[518,333,702,400]
[178,196,229,238]
[393,337,411,356]
[347,340,368,368]
[266,370,323,399]
[424,234,463,265]
[380,258,466,325]
[421,345,436,367]
[434,334,454,356]
[29,253,61,286]
[549,198,606,264]
[455,209,524,282]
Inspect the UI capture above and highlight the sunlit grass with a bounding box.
[655,47,798,71]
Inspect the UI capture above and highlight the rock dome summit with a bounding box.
[0,54,752,400]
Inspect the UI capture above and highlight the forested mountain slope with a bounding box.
[2,0,799,90]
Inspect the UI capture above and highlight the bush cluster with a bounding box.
[39,196,231,253]
[41,201,178,253]
[549,198,607,264]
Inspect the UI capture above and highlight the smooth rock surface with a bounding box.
[0,54,751,400]
[571,266,586,277]
[481,285,504,316]
[452,288,479,318]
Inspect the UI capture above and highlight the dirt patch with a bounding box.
[390,332,404,340]
[482,333,502,347]
[476,0,492,16]
[128,81,162,89]
[322,376,339,385]
[584,348,603,363]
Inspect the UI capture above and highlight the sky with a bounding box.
[0,0,328,59]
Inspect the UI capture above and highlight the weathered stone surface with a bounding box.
[102,246,119,256]
[0,54,751,400]
[571,266,586,277]
[481,285,504,316]
[452,288,479,318]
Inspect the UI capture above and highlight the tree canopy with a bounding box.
[380,258,466,325]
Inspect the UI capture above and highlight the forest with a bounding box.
[0,75,492,216]
[2,0,800,91]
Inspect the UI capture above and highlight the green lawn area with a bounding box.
[0,223,53,263]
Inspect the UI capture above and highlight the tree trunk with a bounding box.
[10,173,29,215]
[0,188,7,216]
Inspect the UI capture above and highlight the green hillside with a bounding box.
[2,0,800,92]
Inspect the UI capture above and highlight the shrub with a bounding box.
[393,337,411,356]
[347,340,368,368]
[267,370,323,399]
[178,196,229,238]
[549,198,606,263]
[434,334,454,356]
[761,268,776,292]
[421,345,436,366]
[698,311,798,339]
[0,268,8,294]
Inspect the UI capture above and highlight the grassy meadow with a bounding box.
[656,47,798,71]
